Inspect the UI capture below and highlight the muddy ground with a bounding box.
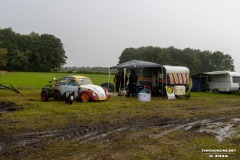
[0,101,22,114]
[0,109,239,159]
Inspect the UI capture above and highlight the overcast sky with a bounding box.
[1,0,240,71]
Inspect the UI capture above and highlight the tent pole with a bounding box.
[162,67,164,95]
[165,67,167,95]
[124,68,126,96]
[108,68,110,90]
[199,73,201,92]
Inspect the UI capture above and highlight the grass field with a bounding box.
[0,72,112,90]
[0,72,240,160]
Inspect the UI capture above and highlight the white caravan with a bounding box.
[203,71,240,93]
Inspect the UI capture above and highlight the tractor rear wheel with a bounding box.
[41,91,48,102]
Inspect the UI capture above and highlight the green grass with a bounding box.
[0,72,113,90]
[1,90,240,135]
[1,72,240,159]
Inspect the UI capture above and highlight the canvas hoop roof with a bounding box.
[163,65,189,74]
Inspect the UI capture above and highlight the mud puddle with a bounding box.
[149,117,240,142]
[197,118,240,142]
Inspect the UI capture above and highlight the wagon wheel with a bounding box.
[81,92,90,102]
[41,91,48,102]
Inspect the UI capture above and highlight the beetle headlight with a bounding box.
[106,91,109,95]
[92,92,97,97]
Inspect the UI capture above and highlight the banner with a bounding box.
[166,86,176,99]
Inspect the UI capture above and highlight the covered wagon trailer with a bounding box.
[136,65,190,96]
[202,71,240,93]
[162,65,190,96]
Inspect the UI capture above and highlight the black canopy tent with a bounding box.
[108,60,163,95]
[110,59,162,69]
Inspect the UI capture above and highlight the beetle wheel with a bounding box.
[41,91,48,102]
[81,93,90,102]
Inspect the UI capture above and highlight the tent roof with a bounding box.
[110,60,162,69]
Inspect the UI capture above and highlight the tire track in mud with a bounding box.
[0,101,22,114]
[0,116,239,153]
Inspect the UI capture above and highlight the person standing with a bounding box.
[114,71,121,94]
[127,70,138,97]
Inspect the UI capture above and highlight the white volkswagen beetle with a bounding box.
[41,75,109,102]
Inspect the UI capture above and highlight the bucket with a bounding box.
[138,93,151,102]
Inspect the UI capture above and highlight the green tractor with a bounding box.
[40,78,60,102]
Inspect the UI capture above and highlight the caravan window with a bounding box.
[233,76,240,83]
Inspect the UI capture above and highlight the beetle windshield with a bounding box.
[78,78,93,85]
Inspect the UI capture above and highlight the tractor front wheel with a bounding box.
[41,90,48,102]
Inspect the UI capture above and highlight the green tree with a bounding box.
[0,28,17,51]
[0,28,67,71]
[0,48,7,69]
[158,47,173,65]
[210,51,234,71]
[181,48,201,75]
[38,34,67,71]
[196,50,212,72]
[7,50,29,71]
[119,48,135,64]
[118,46,235,75]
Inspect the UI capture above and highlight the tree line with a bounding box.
[119,46,235,75]
[0,28,67,71]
